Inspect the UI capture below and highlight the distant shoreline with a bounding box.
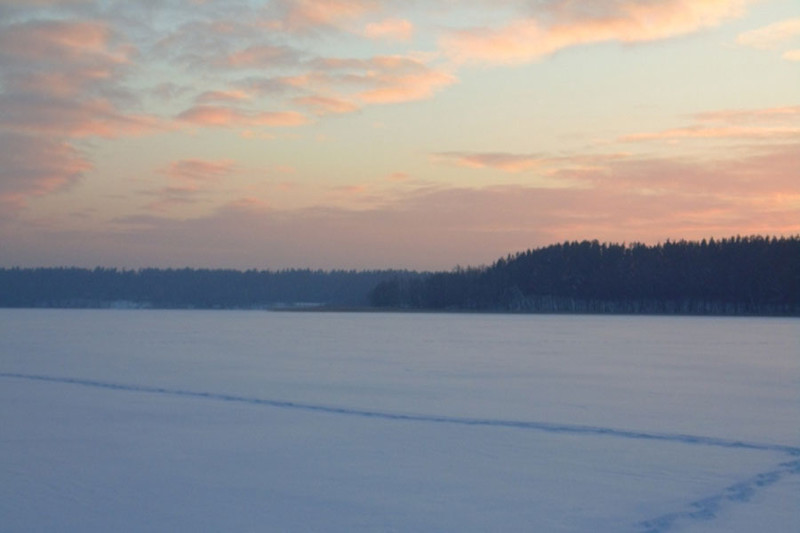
[2,236,798,316]
[2,303,797,318]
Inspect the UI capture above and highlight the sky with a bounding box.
[1,0,798,270]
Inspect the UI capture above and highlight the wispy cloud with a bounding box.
[621,125,800,142]
[691,105,800,123]
[0,95,163,138]
[435,152,546,172]
[441,0,752,65]
[15,142,796,269]
[293,95,360,115]
[221,44,300,69]
[621,105,800,143]
[259,53,457,106]
[737,18,800,49]
[0,19,128,65]
[737,17,800,62]
[364,18,414,42]
[195,90,252,104]
[143,159,238,213]
[177,105,309,127]
[352,55,456,104]
[0,15,158,209]
[269,0,378,32]
[163,159,237,184]
[1,1,795,268]
[0,132,90,211]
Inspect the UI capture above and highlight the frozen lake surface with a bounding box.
[1,310,798,532]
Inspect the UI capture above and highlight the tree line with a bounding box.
[0,267,415,309]
[2,236,797,314]
[369,236,800,315]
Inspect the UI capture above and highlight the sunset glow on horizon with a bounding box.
[1,0,798,270]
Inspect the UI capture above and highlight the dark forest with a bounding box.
[0,268,409,309]
[1,236,798,315]
[370,236,799,315]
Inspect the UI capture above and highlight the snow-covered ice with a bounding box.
[1,310,798,532]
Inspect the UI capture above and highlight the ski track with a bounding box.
[638,458,800,533]
[3,371,799,532]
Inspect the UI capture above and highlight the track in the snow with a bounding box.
[3,370,799,532]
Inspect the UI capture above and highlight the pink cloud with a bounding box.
[442,0,752,64]
[273,0,377,31]
[386,172,409,181]
[435,152,546,173]
[177,105,309,127]
[358,68,455,104]
[143,159,238,213]
[163,159,237,184]
[268,54,457,105]
[0,19,134,98]
[550,144,800,199]
[223,45,298,68]
[364,18,414,41]
[330,184,369,195]
[31,159,797,269]
[141,186,204,213]
[293,95,360,115]
[0,96,164,138]
[0,17,166,212]
[621,125,800,142]
[691,105,800,124]
[0,132,90,211]
[352,56,456,104]
[0,20,122,62]
[195,90,251,103]
[9,140,798,269]
[622,105,800,143]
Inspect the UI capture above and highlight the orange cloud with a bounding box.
[737,18,800,49]
[276,0,377,31]
[354,56,456,103]
[195,90,251,103]
[442,0,751,64]
[293,95,360,115]
[691,105,800,124]
[782,49,800,61]
[276,54,457,105]
[358,69,455,103]
[364,18,414,41]
[177,105,309,127]
[622,105,800,143]
[223,45,298,68]
[435,152,546,173]
[621,125,800,143]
